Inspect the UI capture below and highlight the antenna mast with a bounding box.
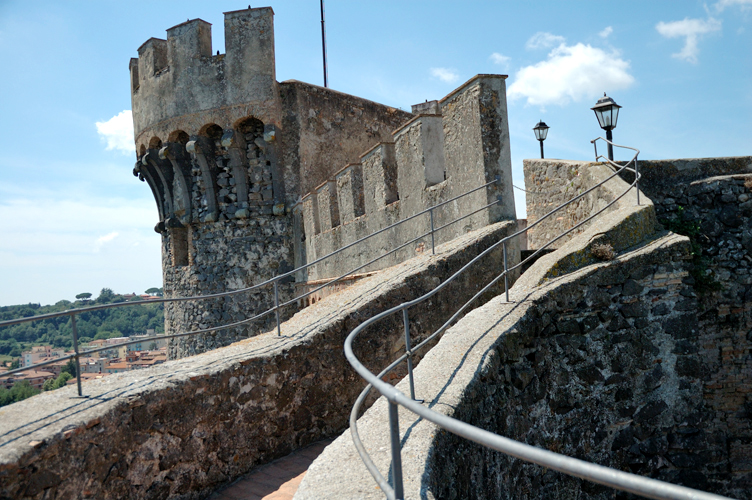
[320,0,328,87]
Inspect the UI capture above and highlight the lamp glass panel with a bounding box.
[539,127,548,140]
[612,107,619,130]
[602,107,613,128]
[594,109,605,129]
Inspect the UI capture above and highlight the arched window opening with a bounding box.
[236,117,264,138]
[168,130,190,145]
[148,136,163,150]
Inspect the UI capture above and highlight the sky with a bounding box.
[0,0,750,307]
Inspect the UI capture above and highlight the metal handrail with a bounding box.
[0,179,499,396]
[344,139,735,500]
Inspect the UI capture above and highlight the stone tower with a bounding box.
[130,7,412,357]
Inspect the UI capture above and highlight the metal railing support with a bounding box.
[388,401,404,500]
[429,208,435,255]
[0,179,502,392]
[274,280,281,336]
[402,308,417,401]
[70,313,83,397]
[503,241,509,303]
[635,153,640,206]
[338,139,734,500]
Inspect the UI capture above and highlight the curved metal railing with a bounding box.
[344,138,735,500]
[0,179,499,397]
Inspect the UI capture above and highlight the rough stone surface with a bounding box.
[301,75,517,283]
[0,221,517,500]
[298,157,752,500]
[131,10,414,358]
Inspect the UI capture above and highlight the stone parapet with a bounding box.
[300,75,516,282]
[0,221,519,500]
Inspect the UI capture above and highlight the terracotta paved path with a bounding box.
[209,438,334,500]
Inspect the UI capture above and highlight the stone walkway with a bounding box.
[209,438,334,500]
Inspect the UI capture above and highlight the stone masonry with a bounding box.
[130,8,515,359]
[296,157,752,499]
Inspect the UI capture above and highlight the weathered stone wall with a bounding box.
[428,233,750,499]
[298,156,752,500]
[131,8,280,148]
[278,80,411,202]
[301,75,516,282]
[624,157,752,486]
[523,158,621,249]
[131,10,415,358]
[0,221,518,500]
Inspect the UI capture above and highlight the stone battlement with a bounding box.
[130,7,277,148]
[299,75,516,281]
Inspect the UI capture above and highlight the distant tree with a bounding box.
[75,293,92,301]
[145,287,163,296]
[42,377,55,391]
[149,342,157,350]
[61,359,77,377]
[10,358,20,369]
[0,380,41,407]
[44,372,72,391]
[96,288,116,304]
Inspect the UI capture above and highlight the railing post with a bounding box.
[503,241,510,303]
[388,401,404,500]
[429,208,435,255]
[635,153,640,206]
[402,308,417,401]
[274,280,281,336]
[70,313,83,397]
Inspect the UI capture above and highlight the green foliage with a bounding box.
[75,292,92,301]
[43,372,72,391]
[10,358,19,369]
[145,287,163,296]
[0,290,164,351]
[61,359,76,378]
[662,206,722,295]
[0,380,41,407]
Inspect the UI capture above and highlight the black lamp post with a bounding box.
[533,120,549,159]
[591,93,621,161]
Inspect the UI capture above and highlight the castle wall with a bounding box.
[131,8,280,149]
[278,80,411,204]
[0,221,518,500]
[297,156,752,500]
[430,158,752,499]
[523,158,618,249]
[301,75,517,282]
[129,8,419,358]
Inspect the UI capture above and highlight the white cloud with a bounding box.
[714,0,752,11]
[96,231,119,249]
[526,32,566,50]
[508,43,634,107]
[95,110,135,154]
[655,18,721,63]
[599,26,614,38]
[430,67,459,84]
[490,52,511,66]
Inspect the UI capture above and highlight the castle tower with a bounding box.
[131,7,411,358]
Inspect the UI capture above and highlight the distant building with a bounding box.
[1,370,55,390]
[21,346,64,368]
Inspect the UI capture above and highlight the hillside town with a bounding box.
[0,334,167,390]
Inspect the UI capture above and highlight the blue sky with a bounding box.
[0,0,750,306]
